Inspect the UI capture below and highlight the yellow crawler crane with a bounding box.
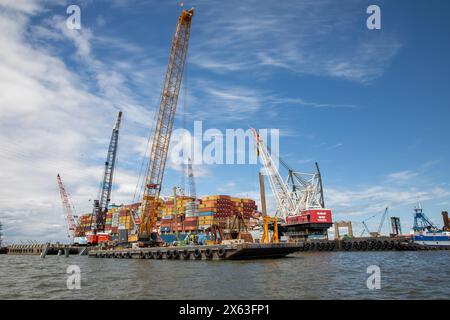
[138,8,194,244]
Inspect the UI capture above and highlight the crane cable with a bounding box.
[180,59,189,195]
[132,91,161,204]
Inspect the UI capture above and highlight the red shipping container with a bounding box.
[98,234,111,243]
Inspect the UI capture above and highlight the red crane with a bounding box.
[57,174,77,241]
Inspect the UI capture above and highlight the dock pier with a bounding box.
[6,243,86,256]
[296,237,449,252]
[88,237,448,260]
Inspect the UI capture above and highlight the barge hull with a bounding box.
[88,243,298,260]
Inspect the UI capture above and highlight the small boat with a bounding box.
[411,205,450,247]
[413,231,450,247]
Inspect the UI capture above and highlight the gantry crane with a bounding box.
[57,174,77,241]
[139,8,194,242]
[91,111,122,235]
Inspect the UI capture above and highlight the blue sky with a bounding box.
[0,0,449,242]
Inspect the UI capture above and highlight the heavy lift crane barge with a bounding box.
[252,129,333,242]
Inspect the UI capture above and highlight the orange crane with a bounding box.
[56,174,77,241]
[139,8,194,243]
[259,172,279,244]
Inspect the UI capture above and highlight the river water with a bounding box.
[0,251,448,299]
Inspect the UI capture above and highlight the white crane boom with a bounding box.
[251,128,296,219]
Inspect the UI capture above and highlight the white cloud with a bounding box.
[0,2,160,243]
[190,0,401,83]
[326,185,450,218]
[387,170,418,181]
[0,0,42,14]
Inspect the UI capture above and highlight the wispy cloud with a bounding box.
[186,80,356,123]
[190,0,401,83]
[387,170,418,181]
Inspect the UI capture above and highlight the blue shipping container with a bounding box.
[199,211,214,217]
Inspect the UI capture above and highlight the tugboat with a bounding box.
[412,205,450,247]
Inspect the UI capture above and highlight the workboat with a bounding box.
[411,205,450,247]
[413,231,450,247]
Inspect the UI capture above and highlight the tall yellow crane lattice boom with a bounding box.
[139,8,194,239]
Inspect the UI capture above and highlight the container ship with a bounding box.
[73,195,261,246]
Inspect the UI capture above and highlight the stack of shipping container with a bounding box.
[104,205,120,235]
[232,198,258,219]
[74,213,93,237]
[74,195,259,239]
[160,196,196,233]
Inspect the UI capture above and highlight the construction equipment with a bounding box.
[360,221,371,237]
[251,128,327,219]
[258,171,278,243]
[376,207,389,236]
[359,207,389,237]
[261,216,279,244]
[139,8,194,243]
[390,216,402,236]
[90,111,122,239]
[413,204,437,232]
[206,224,224,244]
[56,174,77,241]
[252,128,295,219]
[252,128,332,241]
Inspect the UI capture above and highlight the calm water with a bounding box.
[0,251,449,299]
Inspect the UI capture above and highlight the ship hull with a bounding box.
[414,234,450,247]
